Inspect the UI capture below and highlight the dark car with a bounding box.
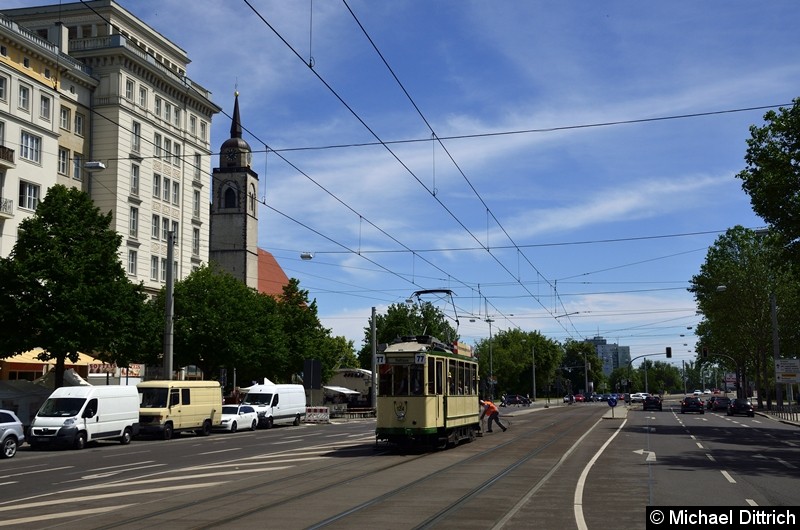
[504,394,530,406]
[642,395,662,411]
[727,398,754,417]
[710,396,731,411]
[680,396,704,414]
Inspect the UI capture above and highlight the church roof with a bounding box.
[257,248,290,297]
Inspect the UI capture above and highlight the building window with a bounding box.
[132,121,141,152]
[172,181,180,205]
[74,113,85,136]
[193,190,200,218]
[131,164,140,195]
[0,76,6,100]
[160,257,167,281]
[249,183,256,212]
[18,85,30,111]
[151,214,160,239]
[129,207,138,237]
[72,153,82,181]
[164,138,172,164]
[171,221,179,244]
[164,102,171,123]
[150,256,159,280]
[194,153,201,180]
[127,250,137,275]
[189,115,196,135]
[58,148,69,175]
[162,217,169,241]
[155,96,162,117]
[19,181,40,210]
[19,131,42,163]
[174,108,180,127]
[163,177,171,202]
[125,78,134,100]
[192,228,200,256]
[60,106,71,130]
[173,143,181,167]
[139,86,147,108]
[153,173,161,198]
[200,121,207,141]
[40,96,51,120]
[154,133,162,158]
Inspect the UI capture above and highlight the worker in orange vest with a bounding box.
[479,399,507,432]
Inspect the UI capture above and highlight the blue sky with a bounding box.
[33,1,800,364]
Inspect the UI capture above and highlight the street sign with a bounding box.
[775,359,800,383]
[608,397,617,407]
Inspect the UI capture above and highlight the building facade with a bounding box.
[0,0,221,294]
[584,336,631,377]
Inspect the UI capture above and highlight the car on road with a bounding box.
[706,396,731,411]
[503,394,530,406]
[680,396,704,414]
[1,409,25,459]
[693,389,703,395]
[630,392,648,403]
[214,405,258,433]
[727,398,754,417]
[642,395,662,411]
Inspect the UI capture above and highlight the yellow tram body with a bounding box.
[375,335,480,448]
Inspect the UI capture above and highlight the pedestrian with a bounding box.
[479,399,506,432]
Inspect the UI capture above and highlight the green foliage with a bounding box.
[357,301,457,368]
[0,185,147,388]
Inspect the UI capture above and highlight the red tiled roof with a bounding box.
[257,248,290,297]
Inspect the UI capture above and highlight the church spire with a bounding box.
[230,90,243,139]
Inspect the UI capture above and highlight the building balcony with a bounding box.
[0,145,15,169]
[0,197,14,219]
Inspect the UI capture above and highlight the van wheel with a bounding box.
[73,432,87,450]
[230,421,238,433]
[200,420,212,436]
[265,417,274,429]
[250,419,257,431]
[1,436,18,458]
[120,427,133,445]
[163,423,174,440]
[293,414,301,426]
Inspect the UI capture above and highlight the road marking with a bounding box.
[746,499,758,506]
[0,482,17,487]
[0,505,137,527]
[721,470,736,483]
[633,449,656,462]
[197,447,242,455]
[706,454,716,462]
[0,466,72,480]
[696,442,704,449]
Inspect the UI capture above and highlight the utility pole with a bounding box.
[162,230,174,380]
[532,344,536,402]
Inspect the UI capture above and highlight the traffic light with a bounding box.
[666,347,672,358]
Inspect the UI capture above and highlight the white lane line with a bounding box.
[0,466,72,480]
[721,470,736,483]
[746,499,758,506]
[68,467,292,491]
[696,442,704,449]
[0,505,137,527]
[706,454,716,462]
[197,448,242,455]
[0,482,17,487]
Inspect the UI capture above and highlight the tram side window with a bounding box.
[379,365,393,396]
[410,365,424,395]
[459,362,467,394]
[448,360,456,394]
[436,360,443,395]
[427,357,436,394]
[469,364,477,395]
[394,365,409,395]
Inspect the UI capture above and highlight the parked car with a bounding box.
[642,395,662,411]
[214,405,258,432]
[727,398,754,417]
[563,394,575,404]
[630,392,648,403]
[574,394,585,402]
[0,409,25,459]
[681,396,705,414]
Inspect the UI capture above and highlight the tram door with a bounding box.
[429,358,443,424]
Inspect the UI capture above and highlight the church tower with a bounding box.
[209,92,259,288]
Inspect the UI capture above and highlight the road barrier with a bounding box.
[305,406,330,423]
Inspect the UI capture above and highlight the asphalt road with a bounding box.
[0,401,797,529]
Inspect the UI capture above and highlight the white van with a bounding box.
[241,382,306,428]
[137,380,221,440]
[28,385,140,450]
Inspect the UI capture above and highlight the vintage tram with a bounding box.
[375,335,481,449]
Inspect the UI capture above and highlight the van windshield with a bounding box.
[242,392,272,406]
[38,397,85,417]
[140,388,168,408]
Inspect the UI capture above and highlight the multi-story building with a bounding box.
[0,0,220,294]
[584,336,631,377]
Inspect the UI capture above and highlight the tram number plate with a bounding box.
[376,354,385,365]
[415,354,426,364]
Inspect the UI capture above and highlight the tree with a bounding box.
[561,339,602,395]
[0,185,147,388]
[690,226,797,408]
[357,301,457,368]
[737,98,800,254]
